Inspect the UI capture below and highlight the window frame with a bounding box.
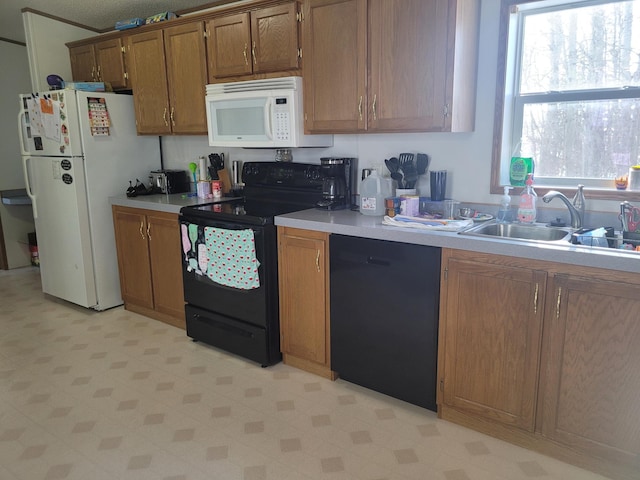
[490,0,640,201]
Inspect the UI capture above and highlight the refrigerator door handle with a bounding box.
[17,110,30,156]
[22,156,37,219]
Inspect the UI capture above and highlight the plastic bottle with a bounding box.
[517,173,537,223]
[497,186,512,223]
[360,170,390,216]
[509,140,535,187]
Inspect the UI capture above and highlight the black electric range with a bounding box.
[179,162,325,366]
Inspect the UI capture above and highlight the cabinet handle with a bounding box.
[252,41,257,65]
[139,221,145,240]
[358,96,363,121]
[372,94,377,120]
[315,250,320,272]
[162,107,169,126]
[556,287,562,319]
[96,65,101,81]
[170,107,175,126]
[146,223,151,240]
[243,43,248,65]
[533,283,539,314]
[91,66,96,81]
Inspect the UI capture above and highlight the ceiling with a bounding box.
[0,0,238,45]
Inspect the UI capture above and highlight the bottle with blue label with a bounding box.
[517,174,537,223]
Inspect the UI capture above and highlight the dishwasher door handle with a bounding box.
[366,256,390,267]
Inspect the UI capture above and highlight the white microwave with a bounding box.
[205,76,333,148]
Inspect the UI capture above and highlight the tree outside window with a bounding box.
[492,0,640,199]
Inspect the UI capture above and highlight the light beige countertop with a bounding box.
[109,193,238,214]
[108,194,639,274]
[275,208,640,274]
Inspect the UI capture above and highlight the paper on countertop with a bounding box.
[382,215,473,232]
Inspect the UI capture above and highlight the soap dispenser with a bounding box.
[497,186,512,223]
[517,173,537,223]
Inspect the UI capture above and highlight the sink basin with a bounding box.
[460,222,573,243]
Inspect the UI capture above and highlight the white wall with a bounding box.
[23,12,95,92]
[0,40,35,268]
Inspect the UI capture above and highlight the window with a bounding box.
[492,0,640,198]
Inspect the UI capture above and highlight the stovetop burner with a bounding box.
[185,197,315,225]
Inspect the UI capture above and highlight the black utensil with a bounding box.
[391,171,404,188]
[400,163,418,189]
[416,153,430,175]
[398,153,414,166]
[385,158,399,174]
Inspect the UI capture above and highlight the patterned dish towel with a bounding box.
[382,215,473,232]
[204,227,261,290]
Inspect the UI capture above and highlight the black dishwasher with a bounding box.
[330,234,440,411]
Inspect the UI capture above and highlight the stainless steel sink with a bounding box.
[460,221,573,243]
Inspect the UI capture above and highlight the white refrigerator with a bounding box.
[18,90,160,310]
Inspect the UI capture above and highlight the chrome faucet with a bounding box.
[541,190,583,229]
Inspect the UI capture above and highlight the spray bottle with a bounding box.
[517,173,537,223]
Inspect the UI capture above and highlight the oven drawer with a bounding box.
[186,304,281,366]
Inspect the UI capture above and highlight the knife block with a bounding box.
[217,169,231,194]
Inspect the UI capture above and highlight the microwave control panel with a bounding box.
[273,98,291,141]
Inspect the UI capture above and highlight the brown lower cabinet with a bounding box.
[438,248,640,480]
[277,227,336,379]
[112,206,185,329]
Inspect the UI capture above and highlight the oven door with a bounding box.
[179,216,278,328]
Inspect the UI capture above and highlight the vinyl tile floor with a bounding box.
[0,267,611,480]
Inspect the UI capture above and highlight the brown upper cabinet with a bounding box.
[207,2,301,81]
[127,22,208,135]
[69,37,129,90]
[302,0,480,133]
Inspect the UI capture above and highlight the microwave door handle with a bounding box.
[264,98,274,140]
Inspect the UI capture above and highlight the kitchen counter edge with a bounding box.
[275,209,640,275]
[109,194,229,214]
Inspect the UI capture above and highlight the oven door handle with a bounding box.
[181,218,264,235]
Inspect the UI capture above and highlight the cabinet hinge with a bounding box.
[297,48,303,59]
[443,104,450,118]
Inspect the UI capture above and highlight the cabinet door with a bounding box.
[112,208,154,310]
[164,22,208,134]
[442,257,546,431]
[94,38,128,89]
[302,0,367,132]
[278,229,328,365]
[250,3,299,73]
[368,0,451,131]
[127,30,172,135]
[540,275,640,464]
[207,13,253,79]
[69,44,96,82]
[146,212,185,328]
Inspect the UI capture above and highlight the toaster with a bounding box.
[149,169,190,194]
